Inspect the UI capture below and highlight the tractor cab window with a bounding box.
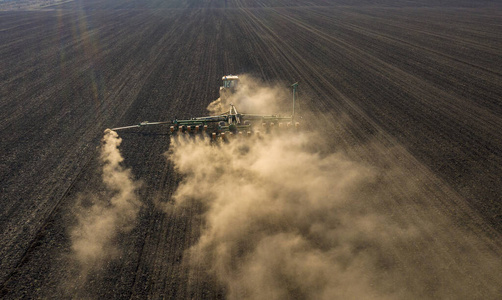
[223,79,238,89]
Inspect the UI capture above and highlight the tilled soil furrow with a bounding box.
[1,2,501,299]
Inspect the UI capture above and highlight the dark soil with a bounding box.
[1,0,501,298]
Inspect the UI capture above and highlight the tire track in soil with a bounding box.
[0,8,194,295]
[1,2,502,299]
[272,8,502,139]
[126,9,229,299]
[223,7,502,297]
[218,7,500,247]
[269,2,501,232]
[73,8,227,299]
[0,153,94,296]
[259,7,502,229]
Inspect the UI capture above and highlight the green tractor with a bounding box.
[111,76,299,139]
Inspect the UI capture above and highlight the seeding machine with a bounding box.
[111,75,300,139]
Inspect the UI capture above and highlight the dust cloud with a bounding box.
[207,74,290,115]
[168,133,409,299]
[69,129,142,276]
[166,77,502,299]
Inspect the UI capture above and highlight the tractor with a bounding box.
[111,75,299,140]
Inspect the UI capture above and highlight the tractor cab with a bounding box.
[220,75,239,93]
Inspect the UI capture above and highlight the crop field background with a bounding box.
[1,0,501,299]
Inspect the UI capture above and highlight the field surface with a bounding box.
[1,0,501,298]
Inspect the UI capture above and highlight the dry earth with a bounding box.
[0,0,501,299]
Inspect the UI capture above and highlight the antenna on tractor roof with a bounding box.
[291,82,299,122]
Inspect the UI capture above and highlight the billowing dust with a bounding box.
[69,129,142,278]
[67,77,501,299]
[165,77,501,299]
[169,132,489,299]
[169,132,400,299]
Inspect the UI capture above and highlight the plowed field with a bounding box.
[1,0,501,299]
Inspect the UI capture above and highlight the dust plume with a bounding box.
[168,133,401,299]
[207,74,290,115]
[166,79,501,299]
[168,132,501,299]
[69,129,142,275]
